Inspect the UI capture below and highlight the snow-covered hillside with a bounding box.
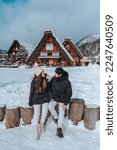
[75,33,100,63]
[76,33,100,47]
[0,49,6,54]
[0,65,100,150]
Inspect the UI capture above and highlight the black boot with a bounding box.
[56,128,64,138]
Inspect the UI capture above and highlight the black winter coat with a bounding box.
[29,75,50,106]
[49,71,72,105]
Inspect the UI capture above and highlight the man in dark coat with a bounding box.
[49,67,72,138]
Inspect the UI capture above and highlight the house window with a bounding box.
[40,52,47,57]
[48,52,52,56]
[46,43,53,51]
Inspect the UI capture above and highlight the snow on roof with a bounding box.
[26,40,39,60]
[27,31,74,62]
[7,40,33,55]
[53,33,74,61]
[71,41,83,57]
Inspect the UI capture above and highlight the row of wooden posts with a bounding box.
[0,98,100,130]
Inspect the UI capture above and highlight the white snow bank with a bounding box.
[0,117,100,150]
[0,64,100,150]
[0,64,100,107]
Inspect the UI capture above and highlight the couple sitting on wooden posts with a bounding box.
[29,65,72,140]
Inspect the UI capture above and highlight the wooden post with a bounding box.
[84,104,99,130]
[97,106,100,121]
[20,106,34,124]
[5,106,20,129]
[69,98,85,125]
[0,104,6,121]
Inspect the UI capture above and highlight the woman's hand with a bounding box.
[42,71,45,77]
[62,104,67,111]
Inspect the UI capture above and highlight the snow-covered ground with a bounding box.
[0,64,100,150]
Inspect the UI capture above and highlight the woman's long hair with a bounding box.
[36,73,47,93]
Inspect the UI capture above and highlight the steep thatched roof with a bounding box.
[7,40,33,55]
[63,39,83,59]
[27,31,74,63]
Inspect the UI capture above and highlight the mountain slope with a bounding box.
[0,49,6,54]
[75,33,100,62]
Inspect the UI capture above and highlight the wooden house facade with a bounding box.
[27,31,74,67]
[7,40,29,65]
[63,39,83,66]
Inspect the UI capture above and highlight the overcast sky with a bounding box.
[0,0,100,50]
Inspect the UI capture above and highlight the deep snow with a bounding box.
[0,64,100,150]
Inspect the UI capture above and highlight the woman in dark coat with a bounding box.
[49,67,72,138]
[29,66,50,140]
